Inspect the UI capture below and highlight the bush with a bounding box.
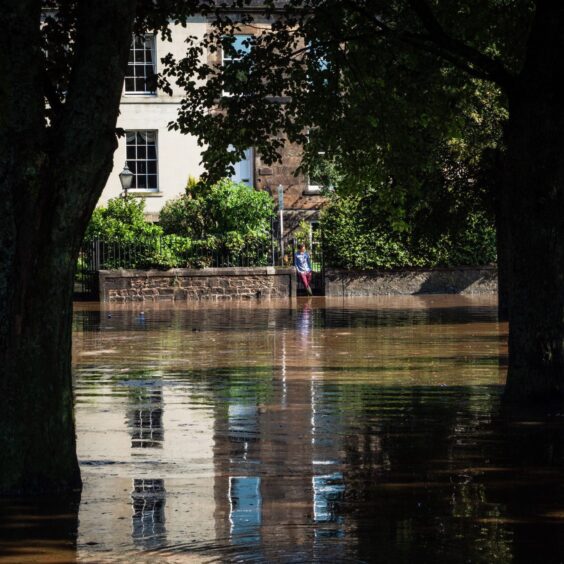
[160,177,274,239]
[320,194,496,269]
[85,196,163,242]
[82,179,275,270]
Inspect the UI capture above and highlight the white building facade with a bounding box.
[100,18,208,220]
[100,16,326,231]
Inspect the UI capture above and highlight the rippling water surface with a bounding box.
[5,296,564,563]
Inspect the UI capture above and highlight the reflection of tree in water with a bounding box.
[340,386,514,563]
[131,478,166,550]
[482,406,564,563]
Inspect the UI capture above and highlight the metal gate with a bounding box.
[74,241,99,300]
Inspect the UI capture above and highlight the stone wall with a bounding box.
[324,267,498,297]
[99,267,297,302]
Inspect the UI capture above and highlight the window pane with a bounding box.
[125,35,156,93]
[232,35,252,54]
[125,131,158,191]
[223,34,252,62]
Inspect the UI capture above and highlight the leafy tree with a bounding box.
[0,0,562,497]
[168,1,564,402]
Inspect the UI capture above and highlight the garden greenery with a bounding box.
[84,178,495,271]
[320,193,496,270]
[83,178,274,269]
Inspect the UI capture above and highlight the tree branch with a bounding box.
[406,0,514,89]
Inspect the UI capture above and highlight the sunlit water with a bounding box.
[5,296,564,563]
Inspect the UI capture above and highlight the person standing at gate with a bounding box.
[294,243,313,295]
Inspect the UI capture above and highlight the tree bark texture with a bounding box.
[0,0,136,494]
[503,5,564,401]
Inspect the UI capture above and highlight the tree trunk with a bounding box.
[0,0,136,494]
[494,183,510,322]
[503,5,564,401]
[1,246,81,493]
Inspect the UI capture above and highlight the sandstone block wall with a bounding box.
[324,267,498,297]
[99,267,297,302]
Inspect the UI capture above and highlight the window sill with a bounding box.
[303,187,323,196]
[127,191,162,198]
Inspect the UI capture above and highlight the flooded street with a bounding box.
[5,296,564,562]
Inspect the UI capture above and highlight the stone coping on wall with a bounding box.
[324,266,497,297]
[99,267,297,302]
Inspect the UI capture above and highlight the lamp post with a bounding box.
[119,162,134,198]
[277,184,284,264]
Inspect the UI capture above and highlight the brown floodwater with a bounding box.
[5,295,564,562]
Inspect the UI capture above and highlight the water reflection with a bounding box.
[128,385,163,449]
[10,296,564,562]
[229,476,262,545]
[131,478,166,550]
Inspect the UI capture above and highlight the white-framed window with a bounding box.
[305,174,323,195]
[124,35,156,95]
[222,34,252,65]
[222,34,252,96]
[126,130,158,191]
[229,146,254,187]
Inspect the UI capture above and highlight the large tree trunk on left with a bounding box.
[0,0,136,494]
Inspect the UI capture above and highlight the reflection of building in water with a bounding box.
[313,472,345,540]
[229,476,262,545]
[131,478,167,549]
[213,359,348,559]
[311,380,347,558]
[228,403,259,447]
[128,387,163,449]
[77,377,216,556]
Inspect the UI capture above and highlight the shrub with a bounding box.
[83,179,275,270]
[320,194,496,269]
[85,196,162,242]
[159,177,274,239]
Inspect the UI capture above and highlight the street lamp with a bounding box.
[119,162,134,197]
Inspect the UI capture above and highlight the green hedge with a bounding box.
[320,194,496,269]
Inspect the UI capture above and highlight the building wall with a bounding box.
[99,19,208,219]
[97,17,326,230]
